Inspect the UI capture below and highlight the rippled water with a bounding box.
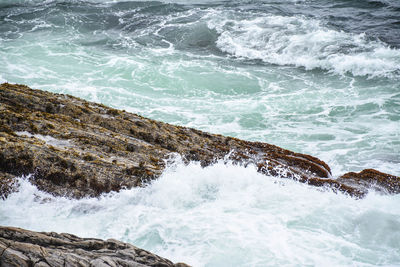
[1,0,400,265]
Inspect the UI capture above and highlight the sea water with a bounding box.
[0,0,399,265]
[1,161,400,266]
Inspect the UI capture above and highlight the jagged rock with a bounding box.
[0,82,399,199]
[0,226,189,267]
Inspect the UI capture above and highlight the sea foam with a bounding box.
[207,12,400,78]
[1,159,399,266]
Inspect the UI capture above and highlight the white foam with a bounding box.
[1,160,399,266]
[207,12,400,78]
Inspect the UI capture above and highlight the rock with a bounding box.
[0,82,399,199]
[0,226,188,267]
[337,169,400,194]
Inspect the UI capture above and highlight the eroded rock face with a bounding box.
[0,83,399,199]
[0,226,188,267]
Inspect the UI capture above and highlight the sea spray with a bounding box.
[1,160,399,266]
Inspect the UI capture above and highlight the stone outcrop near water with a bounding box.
[0,226,188,267]
[0,83,399,200]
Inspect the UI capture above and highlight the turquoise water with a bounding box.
[1,0,399,175]
[1,0,400,265]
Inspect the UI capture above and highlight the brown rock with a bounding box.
[338,169,400,194]
[0,82,398,199]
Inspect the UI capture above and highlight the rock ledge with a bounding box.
[0,83,399,199]
[0,226,188,267]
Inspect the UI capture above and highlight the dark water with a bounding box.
[1,0,400,49]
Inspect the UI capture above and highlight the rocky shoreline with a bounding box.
[1,82,400,266]
[1,83,399,199]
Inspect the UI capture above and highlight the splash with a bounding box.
[1,160,399,266]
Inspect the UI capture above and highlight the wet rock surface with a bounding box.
[0,226,189,267]
[0,82,399,199]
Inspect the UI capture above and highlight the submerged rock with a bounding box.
[0,83,399,199]
[0,226,188,267]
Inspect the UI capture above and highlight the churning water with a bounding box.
[1,0,400,265]
[1,160,400,266]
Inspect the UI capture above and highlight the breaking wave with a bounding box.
[1,160,400,266]
[207,12,400,78]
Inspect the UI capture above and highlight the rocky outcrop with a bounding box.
[0,83,399,199]
[337,169,400,194]
[0,226,188,267]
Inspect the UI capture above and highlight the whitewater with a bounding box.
[2,160,400,266]
[1,0,400,266]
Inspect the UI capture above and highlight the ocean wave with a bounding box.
[1,160,400,266]
[206,12,400,78]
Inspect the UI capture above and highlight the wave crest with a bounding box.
[207,12,400,77]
